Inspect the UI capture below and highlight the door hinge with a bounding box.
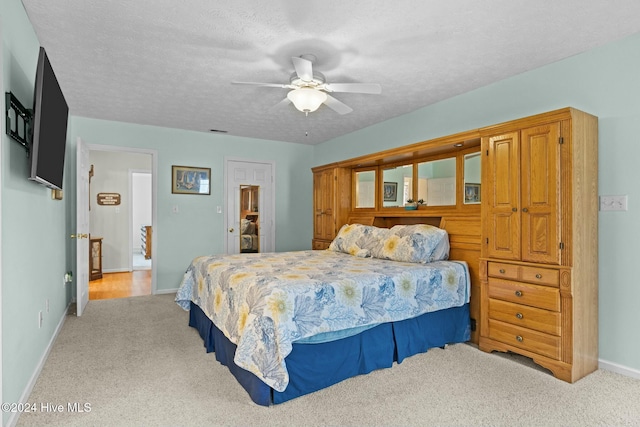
[559,137,564,144]
[559,242,565,250]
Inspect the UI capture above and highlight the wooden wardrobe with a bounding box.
[309,107,598,364]
[312,165,351,250]
[479,108,598,383]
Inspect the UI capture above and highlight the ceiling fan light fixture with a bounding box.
[287,88,327,114]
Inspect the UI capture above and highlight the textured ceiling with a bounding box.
[20,0,640,145]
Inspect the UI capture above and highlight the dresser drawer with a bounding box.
[488,319,561,360]
[489,298,561,336]
[520,265,559,287]
[488,262,559,287]
[488,262,520,280]
[488,277,560,311]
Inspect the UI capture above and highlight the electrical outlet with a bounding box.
[600,195,628,211]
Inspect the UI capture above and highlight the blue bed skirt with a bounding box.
[188,302,470,406]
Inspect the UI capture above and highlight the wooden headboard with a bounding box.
[346,214,481,344]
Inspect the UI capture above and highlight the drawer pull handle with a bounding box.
[516,335,524,342]
[515,290,523,297]
[536,274,542,279]
[499,269,505,274]
[516,312,523,319]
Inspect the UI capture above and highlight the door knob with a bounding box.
[228,228,234,233]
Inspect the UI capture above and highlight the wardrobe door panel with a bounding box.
[484,133,520,260]
[520,123,561,264]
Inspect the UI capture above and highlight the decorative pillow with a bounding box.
[372,224,449,263]
[328,224,388,257]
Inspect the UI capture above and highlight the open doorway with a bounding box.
[86,146,156,301]
[225,159,275,254]
[131,171,152,271]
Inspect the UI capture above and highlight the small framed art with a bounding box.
[383,182,398,202]
[172,165,211,195]
[464,183,481,204]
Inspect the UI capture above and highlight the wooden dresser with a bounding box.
[479,108,598,382]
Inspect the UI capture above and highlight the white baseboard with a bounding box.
[599,358,640,380]
[7,303,70,427]
[155,288,178,295]
[103,268,131,274]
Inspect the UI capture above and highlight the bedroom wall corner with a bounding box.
[2,1,72,426]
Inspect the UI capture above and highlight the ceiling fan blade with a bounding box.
[324,83,382,94]
[324,94,353,115]
[231,81,289,88]
[291,56,313,82]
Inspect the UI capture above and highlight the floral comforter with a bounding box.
[175,250,469,392]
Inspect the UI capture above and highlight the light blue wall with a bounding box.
[70,117,314,292]
[1,0,73,420]
[315,32,640,372]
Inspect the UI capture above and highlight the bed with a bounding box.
[175,223,471,405]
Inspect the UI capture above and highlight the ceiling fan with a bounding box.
[232,54,382,115]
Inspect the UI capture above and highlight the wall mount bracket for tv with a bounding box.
[5,92,32,156]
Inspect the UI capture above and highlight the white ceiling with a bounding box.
[20,0,640,145]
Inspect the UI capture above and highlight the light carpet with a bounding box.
[16,294,640,427]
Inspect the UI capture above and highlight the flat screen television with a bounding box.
[29,47,69,190]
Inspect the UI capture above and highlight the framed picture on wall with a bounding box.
[172,165,211,195]
[464,183,481,204]
[383,182,398,202]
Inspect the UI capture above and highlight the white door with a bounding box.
[225,160,274,254]
[75,137,90,316]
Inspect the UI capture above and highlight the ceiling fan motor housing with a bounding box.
[290,71,326,88]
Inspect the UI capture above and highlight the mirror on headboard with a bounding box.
[354,169,376,208]
[417,157,456,206]
[382,164,413,207]
[463,152,481,204]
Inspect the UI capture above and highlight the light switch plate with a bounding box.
[600,195,628,211]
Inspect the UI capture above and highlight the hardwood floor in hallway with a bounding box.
[89,270,152,300]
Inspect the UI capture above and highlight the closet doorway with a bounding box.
[225,159,275,254]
